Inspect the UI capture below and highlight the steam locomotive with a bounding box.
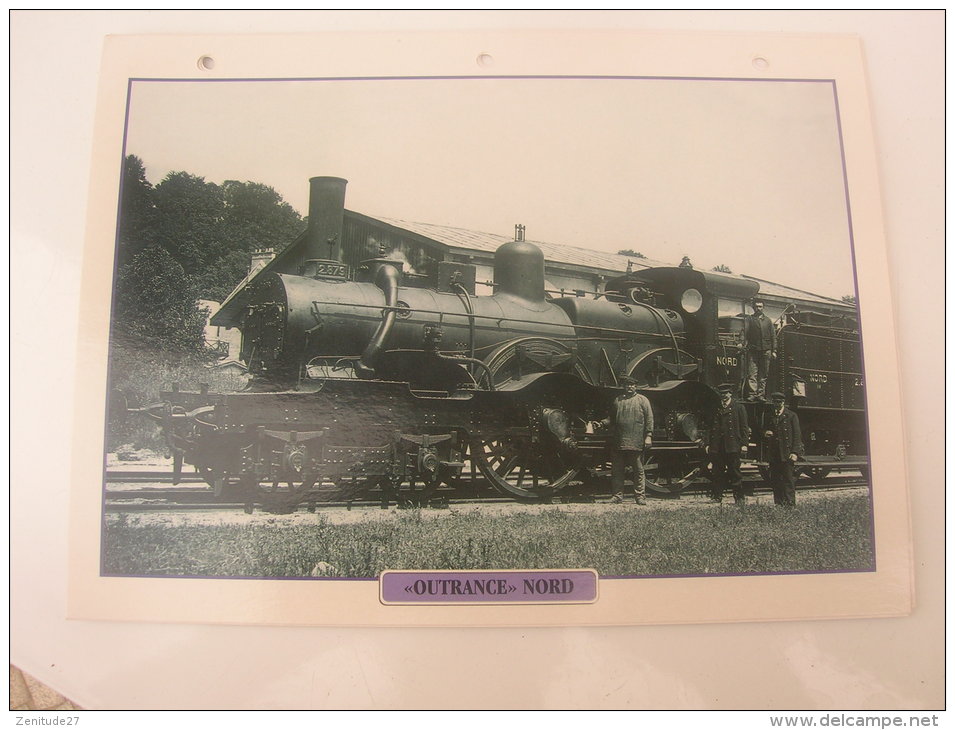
[139,177,868,512]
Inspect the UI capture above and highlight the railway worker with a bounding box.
[601,376,653,506]
[744,299,777,401]
[706,384,750,505]
[763,392,805,506]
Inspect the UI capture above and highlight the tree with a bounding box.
[617,248,646,258]
[712,264,733,273]
[116,155,155,267]
[192,247,258,303]
[112,244,208,353]
[194,180,305,300]
[152,172,226,273]
[110,160,306,353]
[841,294,858,305]
[219,180,303,255]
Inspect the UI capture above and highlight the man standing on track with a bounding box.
[601,376,653,506]
[706,384,751,505]
[764,392,804,506]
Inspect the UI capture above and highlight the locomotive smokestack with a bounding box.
[306,176,348,262]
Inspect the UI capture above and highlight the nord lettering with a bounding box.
[522,578,574,595]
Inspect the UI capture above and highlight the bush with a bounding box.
[106,338,247,452]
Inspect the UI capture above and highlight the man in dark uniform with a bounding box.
[764,392,805,506]
[706,384,750,505]
[601,376,653,505]
[744,300,776,401]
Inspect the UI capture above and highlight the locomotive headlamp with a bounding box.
[680,288,703,314]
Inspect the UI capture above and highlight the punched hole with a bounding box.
[476,53,494,68]
[752,56,769,70]
[198,55,216,71]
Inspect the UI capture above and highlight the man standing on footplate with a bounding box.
[744,299,776,401]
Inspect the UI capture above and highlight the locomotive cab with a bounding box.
[605,267,759,391]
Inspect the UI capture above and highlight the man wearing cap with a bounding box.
[744,300,776,401]
[601,376,653,505]
[764,392,804,506]
[706,385,751,505]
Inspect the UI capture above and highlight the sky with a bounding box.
[124,75,855,299]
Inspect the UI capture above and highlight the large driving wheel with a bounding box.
[470,435,579,502]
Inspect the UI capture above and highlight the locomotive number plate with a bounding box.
[314,261,347,278]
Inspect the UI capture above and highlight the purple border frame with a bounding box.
[100,73,875,585]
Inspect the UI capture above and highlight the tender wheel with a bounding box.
[242,474,318,514]
[757,464,831,484]
[470,435,578,502]
[198,466,242,499]
[643,454,700,496]
[392,472,444,507]
[796,466,832,482]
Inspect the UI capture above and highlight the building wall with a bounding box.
[198,299,243,359]
[342,218,443,277]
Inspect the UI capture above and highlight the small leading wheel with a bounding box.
[470,435,578,502]
[242,474,318,514]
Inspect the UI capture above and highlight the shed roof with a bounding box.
[372,215,848,308]
[372,215,672,273]
[212,210,850,326]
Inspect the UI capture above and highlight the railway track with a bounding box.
[104,471,868,512]
[106,471,206,484]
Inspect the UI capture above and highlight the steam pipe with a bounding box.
[627,300,682,368]
[451,282,477,368]
[436,353,496,392]
[358,263,402,374]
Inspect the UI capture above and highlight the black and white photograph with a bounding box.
[102,72,874,582]
[14,11,940,712]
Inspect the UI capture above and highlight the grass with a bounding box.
[103,494,874,578]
